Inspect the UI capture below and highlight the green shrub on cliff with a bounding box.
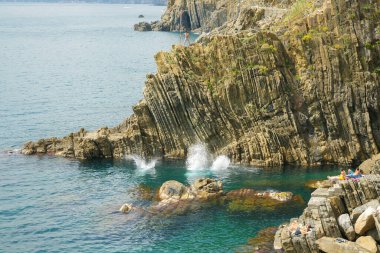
[284,0,314,23]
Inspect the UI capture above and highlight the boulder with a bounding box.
[355,207,376,235]
[316,237,372,253]
[191,178,222,193]
[138,14,144,18]
[119,203,133,213]
[133,22,152,31]
[158,180,190,200]
[337,213,356,241]
[191,178,223,199]
[356,236,378,253]
[351,200,380,223]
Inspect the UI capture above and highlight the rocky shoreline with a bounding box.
[21,0,380,167]
[274,156,380,253]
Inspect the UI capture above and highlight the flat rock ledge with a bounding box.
[274,156,380,253]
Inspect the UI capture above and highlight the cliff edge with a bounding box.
[22,0,380,166]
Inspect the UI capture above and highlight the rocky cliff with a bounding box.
[22,0,380,166]
[274,155,380,253]
[143,0,293,32]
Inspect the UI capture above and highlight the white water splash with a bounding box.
[211,155,230,171]
[128,155,157,171]
[186,144,210,171]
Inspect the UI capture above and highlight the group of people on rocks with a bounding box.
[328,168,364,181]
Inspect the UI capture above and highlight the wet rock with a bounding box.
[355,207,376,235]
[316,237,371,253]
[226,189,293,202]
[158,180,190,200]
[128,184,156,201]
[356,236,378,253]
[119,203,133,213]
[226,189,293,213]
[191,178,223,199]
[133,22,152,31]
[337,214,356,241]
[138,14,144,18]
[242,226,278,253]
[305,179,333,189]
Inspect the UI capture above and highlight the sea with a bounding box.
[0,3,339,253]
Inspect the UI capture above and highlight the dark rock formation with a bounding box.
[274,156,380,252]
[23,0,380,167]
[134,21,152,31]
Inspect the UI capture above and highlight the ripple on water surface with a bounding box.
[0,3,340,253]
[0,154,340,252]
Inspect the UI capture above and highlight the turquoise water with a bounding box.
[0,3,338,253]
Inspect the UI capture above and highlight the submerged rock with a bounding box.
[305,179,333,189]
[226,189,294,212]
[240,226,278,253]
[122,178,296,217]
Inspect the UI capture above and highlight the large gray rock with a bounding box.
[355,207,376,235]
[316,237,372,253]
[351,200,380,223]
[356,236,378,253]
[338,213,356,241]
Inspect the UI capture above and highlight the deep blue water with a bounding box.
[0,3,338,253]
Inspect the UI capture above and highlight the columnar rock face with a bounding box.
[274,155,380,252]
[22,0,380,167]
[147,0,292,32]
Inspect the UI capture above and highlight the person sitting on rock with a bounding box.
[328,168,346,181]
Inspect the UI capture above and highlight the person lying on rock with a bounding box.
[328,168,347,181]
[347,168,363,179]
[287,221,311,236]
